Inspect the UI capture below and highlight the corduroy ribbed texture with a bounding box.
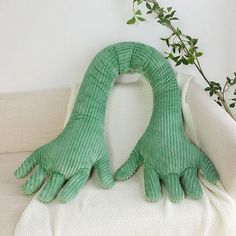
[15,42,219,203]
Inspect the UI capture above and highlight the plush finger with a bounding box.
[22,166,46,195]
[114,149,143,181]
[38,173,65,203]
[182,168,202,199]
[15,151,39,179]
[94,157,114,188]
[163,174,184,202]
[199,153,219,184]
[144,167,161,202]
[57,170,90,203]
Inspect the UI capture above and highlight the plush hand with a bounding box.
[15,118,114,203]
[115,128,219,202]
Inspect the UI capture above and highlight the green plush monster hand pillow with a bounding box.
[15,42,218,203]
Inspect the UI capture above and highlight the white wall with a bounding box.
[0,0,235,93]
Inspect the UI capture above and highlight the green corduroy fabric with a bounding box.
[15,42,219,203]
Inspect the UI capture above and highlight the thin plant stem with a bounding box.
[137,0,235,120]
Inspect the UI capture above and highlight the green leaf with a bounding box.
[175,60,182,66]
[137,17,146,21]
[189,47,195,54]
[192,38,198,45]
[153,3,159,11]
[196,52,203,57]
[165,14,172,19]
[146,2,152,10]
[229,103,235,108]
[170,10,176,17]
[210,81,220,87]
[135,10,142,15]
[166,39,170,47]
[172,45,176,53]
[187,57,195,64]
[186,35,192,41]
[136,0,143,5]
[173,56,180,62]
[176,28,182,34]
[178,46,182,54]
[134,0,143,4]
[160,38,167,41]
[127,17,136,24]
[181,58,188,65]
[167,7,172,12]
[167,53,175,60]
[205,87,211,91]
[216,101,222,106]
[227,77,231,84]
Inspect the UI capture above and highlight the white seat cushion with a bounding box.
[0,152,33,236]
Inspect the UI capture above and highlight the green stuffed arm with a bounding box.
[15,41,218,203]
[15,119,114,203]
[112,43,219,202]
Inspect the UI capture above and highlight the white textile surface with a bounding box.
[15,73,236,236]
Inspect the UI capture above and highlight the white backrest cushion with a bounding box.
[0,88,70,154]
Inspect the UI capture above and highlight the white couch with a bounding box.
[1,74,236,235]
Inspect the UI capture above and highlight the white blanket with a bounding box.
[15,73,236,236]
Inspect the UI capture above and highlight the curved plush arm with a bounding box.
[186,80,236,200]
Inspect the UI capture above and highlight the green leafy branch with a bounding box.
[205,73,236,108]
[126,0,236,120]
